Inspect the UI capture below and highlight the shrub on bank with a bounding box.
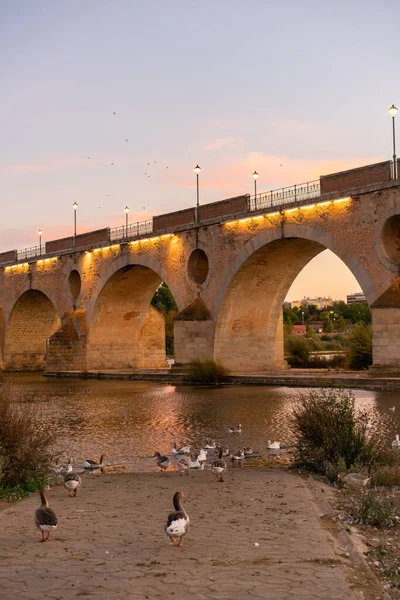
[0,384,55,491]
[184,358,230,384]
[348,323,372,370]
[345,492,398,527]
[291,388,389,478]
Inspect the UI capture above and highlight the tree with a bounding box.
[150,283,178,357]
[337,316,346,332]
[325,318,334,333]
[348,323,372,369]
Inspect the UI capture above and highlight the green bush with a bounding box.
[291,388,389,476]
[347,493,396,527]
[371,465,400,489]
[285,336,310,367]
[348,323,372,370]
[184,358,230,384]
[0,384,56,490]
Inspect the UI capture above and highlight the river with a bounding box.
[5,374,400,472]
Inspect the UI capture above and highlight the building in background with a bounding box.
[292,324,307,335]
[346,292,366,304]
[288,296,334,309]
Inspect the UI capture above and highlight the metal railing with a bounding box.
[248,180,320,212]
[109,219,153,242]
[17,245,44,262]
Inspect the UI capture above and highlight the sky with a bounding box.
[1,0,399,301]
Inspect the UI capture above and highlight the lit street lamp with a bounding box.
[252,171,259,207]
[72,202,78,247]
[38,229,42,255]
[124,206,130,237]
[194,165,201,222]
[389,104,398,179]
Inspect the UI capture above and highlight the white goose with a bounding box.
[172,442,191,455]
[198,449,207,470]
[388,407,396,413]
[231,449,245,461]
[337,472,371,489]
[243,446,253,456]
[392,434,400,449]
[204,439,216,449]
[189,453,201,469]
[34,486,58,542]
[165,491,189,547]
[266,440,280,450]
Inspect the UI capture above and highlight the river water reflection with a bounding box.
[6,374,400,472]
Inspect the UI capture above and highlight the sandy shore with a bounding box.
[0,467,385,600]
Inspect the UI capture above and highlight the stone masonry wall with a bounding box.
[174,321,214,363]
[138,306,167,368]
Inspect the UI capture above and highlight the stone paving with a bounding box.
[0,468,383,599]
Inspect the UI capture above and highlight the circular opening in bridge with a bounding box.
[381,215,400,264]
[68,270,81,300]
[188,249,209,284]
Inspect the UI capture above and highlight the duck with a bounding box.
[388,407,396,413]
[34,486,58,542]
[83,454,107,469]
[337,472,371,489]
[165,491,189,547]
[176,455,191,476]
[204,438,216,449]
[172,442,191,455]
[392,434,400,449]
[198,449,207,470]
[153,451,170,472]
[231,449,245,461]
[228,424,242,433]
[243,446,253,457]
[64,471,82,497]
[266,441,280,450]
[211,446,227,482]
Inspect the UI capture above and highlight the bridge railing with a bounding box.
[109,219,153,242]
[17,245,44,262]
[248,180,320,212]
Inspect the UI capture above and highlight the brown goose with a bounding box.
[83,454,107,469]
[64,471,82,497]
[165,491,189,547]
[211,446,227,482]
[34,486,58,542]
[153,451,170,472]
[176,455,190,476]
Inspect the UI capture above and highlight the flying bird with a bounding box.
[111,162,114,166]
[125,138,128,142]
[87,157,91,159]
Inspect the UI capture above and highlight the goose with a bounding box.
[243,446,253,457]
[337,473,371,489]
[392,434,400,449]
[204,439,216,449]
[83,454,107,469]
[59,458,73,476]
[266,440,280,450]
[365,420,372,431]
[198,449,207,470]
[34,486,58,542]
[153,452,170,472]
[176,455,191,476]
[222,445,230,456]
[231,449,245,461]
[228,424,242,433]
[165,491,189,547]
[189,453,201,469]
[172,442,191,455]
[211,446,227,482]
[388,407,396,413]
[64,471,82,497]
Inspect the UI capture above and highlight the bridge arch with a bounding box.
[213,223,375,373]
[86,256,180,370]
[4,290,61,371]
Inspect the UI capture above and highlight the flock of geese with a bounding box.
[34,413,399,548]
[34,424,281,547]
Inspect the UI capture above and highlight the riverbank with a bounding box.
[0,467,386,600]
[43,368,400,391]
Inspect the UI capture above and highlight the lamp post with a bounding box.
[252,171,259,208]
[72,202,78,247]
[194,165,201,222]
[38,229,42,255]
[124,206,130,238]
[389,104,398,179]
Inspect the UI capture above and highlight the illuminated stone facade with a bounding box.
[0,163,400,375]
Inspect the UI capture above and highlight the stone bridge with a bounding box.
[1,160,400,376]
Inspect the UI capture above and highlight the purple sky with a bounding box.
[1,1,399,300]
